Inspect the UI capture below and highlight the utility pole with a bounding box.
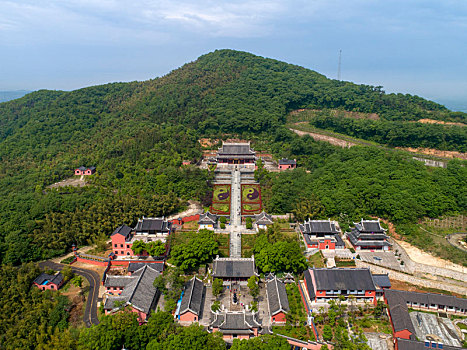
[337,49,342,80]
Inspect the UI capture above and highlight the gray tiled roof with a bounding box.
[311,268,376,291]
[210,311,261,333]
[385,289,416,335]
[278,158,296,165]
[397,338,463,350]
[387,289,467,310]
[135,217,171,233]
[212,257,257,278]
[303,270,315,299]
[34,272,64,286]
[111,224,133,238]
[301,219,339,235]
[104,265,161,315]
[179,277,204,316]
[77,166,87,171]
[128,262,164,273]
[266,277,290,316]
[104,276,135,288]
[347,231,391,247]
[198,212,218,225]
[372,274,391,289]
[217,143,255,156]
[254,212,273,225]
[354,219,385,233]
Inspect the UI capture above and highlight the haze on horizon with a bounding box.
[0,0,466,109]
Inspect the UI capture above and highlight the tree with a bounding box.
[212,278,223,299]
[153,266,185,312]
[146,241,166,256]
[131,240,146,255]
[231,334,290,350]
[245,217,253,230]
[373,300,385,318]
[247,275,259,299]
[292,194,325,222]
[322,324,333,341]
[170,230,219,271]
[211,300,221,312]
[250,300,258,312]
[61,265,74,282]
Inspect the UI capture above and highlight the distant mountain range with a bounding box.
[0,90,32,103]
[434,99,467,113]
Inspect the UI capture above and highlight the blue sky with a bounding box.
[0,0,466,108]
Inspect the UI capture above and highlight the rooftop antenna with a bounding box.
[337,49,342,80]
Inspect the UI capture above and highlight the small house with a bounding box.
[253,212,273,232]
[75,166,96,176]
[278,158,296,170]
[198,211,218,230]
[178,277,205,323]
[266,277,290,323]
[33,272,65,291]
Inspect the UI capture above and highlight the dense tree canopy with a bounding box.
[170,229,219,271]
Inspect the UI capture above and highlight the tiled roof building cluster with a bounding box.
[104,265,161,322]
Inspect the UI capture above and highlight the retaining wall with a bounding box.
[356,261,467,296]
[390,239,467,282]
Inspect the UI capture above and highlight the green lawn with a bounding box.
[335,259,356,267]
[214,233,230,257]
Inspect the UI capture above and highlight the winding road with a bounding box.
[39,261,100,327]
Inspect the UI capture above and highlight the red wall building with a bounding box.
[33,272,65,291]
[75,166,96,176]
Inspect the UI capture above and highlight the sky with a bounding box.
[0,0,466,109]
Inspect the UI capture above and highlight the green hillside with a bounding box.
[0,49,466,266]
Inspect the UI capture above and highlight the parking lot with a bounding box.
[409,312,462,347]
[358,251,404,271]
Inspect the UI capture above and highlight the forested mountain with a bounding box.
[0,49,466,265]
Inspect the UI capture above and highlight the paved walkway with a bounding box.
[230,169,242,257]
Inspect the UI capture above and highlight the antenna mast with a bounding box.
[337,49,342,80]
